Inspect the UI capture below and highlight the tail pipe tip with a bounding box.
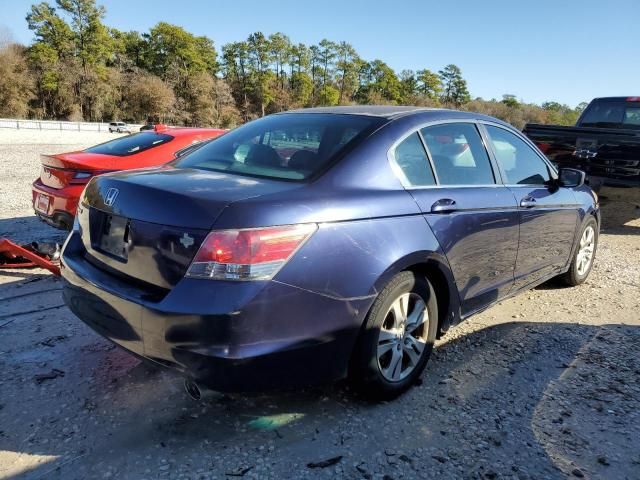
[183,378,202,401]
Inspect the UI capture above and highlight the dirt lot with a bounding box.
[1,130,639,480]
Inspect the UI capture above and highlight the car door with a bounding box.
[390,122,519,316]
[482,124,580,289]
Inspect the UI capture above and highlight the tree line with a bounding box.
[0,0,586,129]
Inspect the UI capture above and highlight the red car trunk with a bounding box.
[39,153,113,189]
[32,127,227,230]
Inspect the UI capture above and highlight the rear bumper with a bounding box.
[32,180,83,230]
[61,231,369,392]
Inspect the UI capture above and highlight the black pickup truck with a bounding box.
[523,97,640,189]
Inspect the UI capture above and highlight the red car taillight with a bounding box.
[69,171,94,185]
[186,224,317,281]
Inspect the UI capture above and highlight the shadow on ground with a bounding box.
[0,215,67,245]
[598,187,640,236]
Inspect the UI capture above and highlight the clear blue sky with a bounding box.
[2,0,638,107]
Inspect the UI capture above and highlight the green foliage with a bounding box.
[26,2,74,58]
[416,69,442,100]
[143,22,217,78]
[439,64,470,106]
[56,0,112,67]
[14,0,586,128]
[502,94,519,108]
[290,71,313,106]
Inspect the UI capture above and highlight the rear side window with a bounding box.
[391,133,435,186]
[485,125,551,185]
[580,100,640,128]
[175,113,385,181]
[421,123,495,185]
[85,132,173,156]
[580,101,625,127]
[623,107,640,126]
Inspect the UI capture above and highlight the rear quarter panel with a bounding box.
[272,207,461,333]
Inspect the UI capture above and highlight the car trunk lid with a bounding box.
[39,152,114,189]
[78,167,302,290]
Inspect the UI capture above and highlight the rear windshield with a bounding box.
[85,132,173,156]
[580,100,640,129]
[173,113,385,180]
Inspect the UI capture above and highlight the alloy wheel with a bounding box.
[377,292,429,382]
[576,225,595,276]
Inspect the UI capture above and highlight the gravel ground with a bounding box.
[0,130,639,480]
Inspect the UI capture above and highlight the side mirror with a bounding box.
[558,168,585,188]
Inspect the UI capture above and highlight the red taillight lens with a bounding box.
[187,224,317,281]
[69,171,94,185]
[536,142,551,153]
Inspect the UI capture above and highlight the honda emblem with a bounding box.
[104,188,119,207]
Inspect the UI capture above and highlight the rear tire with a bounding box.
[350,271,438,400]
[561,217,598,286]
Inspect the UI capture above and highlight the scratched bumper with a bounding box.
[61,243,368,391]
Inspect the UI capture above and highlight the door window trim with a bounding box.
[387,119,502,189]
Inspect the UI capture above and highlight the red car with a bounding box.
[32,125,226,229]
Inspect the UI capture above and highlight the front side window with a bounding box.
[421,123,495,185]
[85,132,173,156]
[485,125,551,185]
[391,133,435,186]
[175,113,385,181]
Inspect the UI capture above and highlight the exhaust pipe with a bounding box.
[184,378,202,401]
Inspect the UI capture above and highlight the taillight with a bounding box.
[186,224,317,281]
[69,171,95,185]
[536,142,551,153]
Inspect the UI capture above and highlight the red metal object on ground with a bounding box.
[32,126,227,230]
[0,238,61,276]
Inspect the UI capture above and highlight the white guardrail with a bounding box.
[0,118,143,132]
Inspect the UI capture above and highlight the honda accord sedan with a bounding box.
[61,106,599,399]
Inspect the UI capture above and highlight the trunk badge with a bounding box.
[180,233,194,248]
[104,188,119,207]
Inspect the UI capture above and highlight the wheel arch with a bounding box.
[370,251,461,337]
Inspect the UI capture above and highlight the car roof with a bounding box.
[280,105,510,126]
[283,105,442,118]
[162,127,226,137]
[591,96,640,102]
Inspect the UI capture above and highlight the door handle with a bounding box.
[520,197,537,208]
[431,198,458,213]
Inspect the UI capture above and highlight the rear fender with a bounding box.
[371,252,461,336]
[276,215,462,334]
[565,187,600,269]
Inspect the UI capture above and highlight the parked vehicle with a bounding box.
[61,107,599,399]
[108,122,132,133]
[523,97,640,189]
[32,126,226,229]
[139,124,155,131]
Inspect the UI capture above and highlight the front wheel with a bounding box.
[350,271,438,400]
[562,217,598,286]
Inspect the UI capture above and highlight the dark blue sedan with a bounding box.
[61,106,599,399]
